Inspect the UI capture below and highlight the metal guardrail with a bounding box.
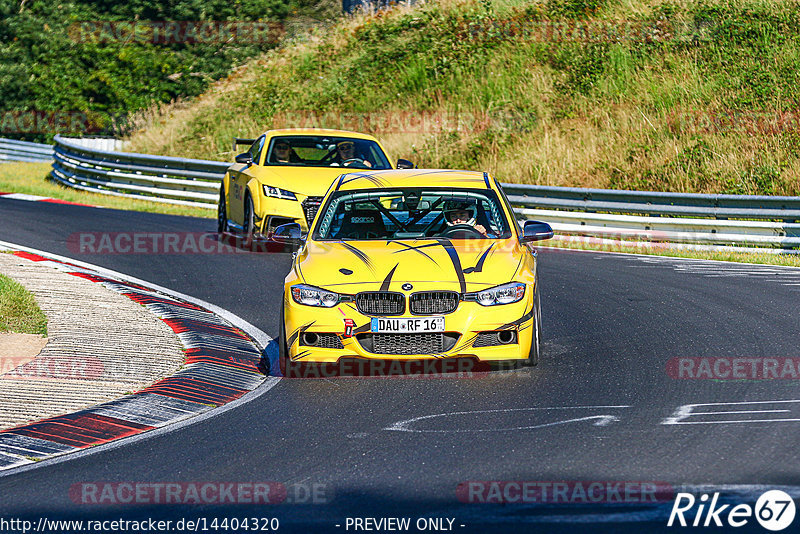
[0,138,53,163]
[5,135,797,250]
[502,184,800,221]
[51,135,225,208]
[503,184,800,250]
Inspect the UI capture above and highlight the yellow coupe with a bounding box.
[273,169,554,372]
[217,128,414,241]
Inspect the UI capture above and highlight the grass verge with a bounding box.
[125,0,800,197]
[0,274,48,336]
[0,162,215,218]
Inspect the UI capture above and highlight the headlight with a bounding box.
[466,282,525,306]
[291,284,340,307]
[263,184,297,200]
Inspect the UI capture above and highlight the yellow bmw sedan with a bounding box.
[273,169,554,372]
[218,128,413,242]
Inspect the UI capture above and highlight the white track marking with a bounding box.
[0,193,49,201]
[662,399,800,425]
[621,254,800,289]
[384,406,630,433]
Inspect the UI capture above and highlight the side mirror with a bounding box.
[272,222,304,245]
[520,220,554,243]
[235,152,253,165]
[396,159,415,169]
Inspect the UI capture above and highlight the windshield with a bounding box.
[313,188,513,240]
[264,135,391,170]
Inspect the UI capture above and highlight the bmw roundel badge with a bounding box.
[402,283,413,291]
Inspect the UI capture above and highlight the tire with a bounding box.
[523,282,542,367]
[278,298,289,376]
[489,284,541,371]
[217,185,228,233]
[243,194,255,247]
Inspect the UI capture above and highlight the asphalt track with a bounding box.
[1,198,800,533]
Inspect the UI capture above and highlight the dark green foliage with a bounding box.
[0,0,337,141]
[546,0,608,20]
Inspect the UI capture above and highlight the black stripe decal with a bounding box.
[456,334,479,352]
[293,350,311,360]
[498,308,534,330]
[288,321,316,348]
[463,244,494,274]
[380,264,399,291]
[437,239,466,294]
[391,242,439,265]
[340,242,374,271]
[340,173,388,188]
[354,322,371,334]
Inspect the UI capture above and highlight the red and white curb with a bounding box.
[0,242,276,471]
[0,192,96,207]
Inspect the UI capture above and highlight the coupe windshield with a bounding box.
[313,188,513,240]
[264,136,391,170]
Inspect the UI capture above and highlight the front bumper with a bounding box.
[255,194,321,234]
[284,294,535,363]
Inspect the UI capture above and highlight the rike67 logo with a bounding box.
[668,490,796,531]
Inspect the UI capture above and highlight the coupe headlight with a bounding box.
[263,184,298,200]
[291,284,340,307]
[467,282,525,306]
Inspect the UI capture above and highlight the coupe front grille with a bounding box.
[301,196,323,227]
[356,333,460,355]
[355,291,405,316]
[409,291,459,315]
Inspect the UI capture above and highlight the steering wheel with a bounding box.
[439,224,485,238]
[342,158,371,168]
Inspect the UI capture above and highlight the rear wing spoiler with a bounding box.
[232,137,256,152]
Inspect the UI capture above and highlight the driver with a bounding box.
[442,199,487,236]
[330,140,372,168]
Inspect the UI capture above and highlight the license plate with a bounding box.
[370,317,445,333]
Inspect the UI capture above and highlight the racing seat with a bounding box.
[334,209,387,239]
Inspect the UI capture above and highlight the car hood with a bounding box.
[295,238,526,293]
[251,166,356,197]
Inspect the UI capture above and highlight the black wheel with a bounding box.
[278,298,289,376]
[217,185,228,233]
[525,282,542,367]
[243,194,255,247]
